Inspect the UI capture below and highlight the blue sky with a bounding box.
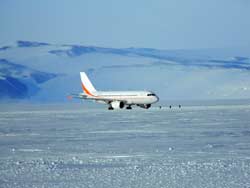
[0,0,250,49]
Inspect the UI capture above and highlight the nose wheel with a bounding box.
[126,105,132,110]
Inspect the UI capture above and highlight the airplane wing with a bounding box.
[91,97,127,104]
[68,93,127,104]
[67,93,88,100]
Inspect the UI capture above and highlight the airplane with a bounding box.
[69,72,159,110]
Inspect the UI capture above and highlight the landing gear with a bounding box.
[136,104,151,109]
[126,105,132,110]
[108,106,114,110]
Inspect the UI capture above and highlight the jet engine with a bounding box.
[110,101,125,109]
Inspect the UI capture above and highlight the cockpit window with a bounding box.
[147,93,156,96]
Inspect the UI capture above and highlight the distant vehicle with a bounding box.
[70,72,159,110]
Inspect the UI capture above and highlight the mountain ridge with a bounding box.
[0,40,250,102]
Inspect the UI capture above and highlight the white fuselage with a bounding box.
[84,91,159,105]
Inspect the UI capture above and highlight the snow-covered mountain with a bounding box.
[0,58,56,100]
[0,40,250,102]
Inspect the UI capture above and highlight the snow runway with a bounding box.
[0,104,250,187]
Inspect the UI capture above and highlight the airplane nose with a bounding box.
[155,95,159,102]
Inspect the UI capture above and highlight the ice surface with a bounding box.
[0,104,250,187]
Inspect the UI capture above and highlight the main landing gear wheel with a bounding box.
[126,106,132,110]
[108,106,114,110]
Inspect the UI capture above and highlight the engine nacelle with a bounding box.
[111,101,125,109]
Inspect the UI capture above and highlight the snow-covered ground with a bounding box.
[0,104,250,187]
